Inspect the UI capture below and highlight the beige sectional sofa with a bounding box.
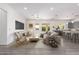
[15,32,27,46]
[14,31,39,46]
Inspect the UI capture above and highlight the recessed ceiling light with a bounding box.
[24,7,27,10]
[50,8,54,10]
[66,22,68,24]
[72,21,74,23]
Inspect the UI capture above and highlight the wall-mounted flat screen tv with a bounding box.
[15,21,24,29]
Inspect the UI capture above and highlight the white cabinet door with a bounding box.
[1,9,7,45]
[0,9,2,44]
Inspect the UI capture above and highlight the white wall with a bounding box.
[0,4,26,45]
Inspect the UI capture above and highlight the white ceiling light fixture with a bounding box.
[24,7,28,10]
[50,8,54,10]
[31,14,40,19]
[66,22,68,24]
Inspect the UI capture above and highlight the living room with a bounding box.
[1,3,79,55]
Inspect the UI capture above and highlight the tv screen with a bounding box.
[15,21,24,29]
[68,22,73,28]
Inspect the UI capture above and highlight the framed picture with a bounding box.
[29,24,33,28]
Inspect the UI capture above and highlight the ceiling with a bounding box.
[8,3,79,20]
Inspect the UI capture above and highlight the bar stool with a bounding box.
[75,33,79,43]
[62,32,65,39]
[78,33,79,43]
[65,32,71,40]
[72,33,77,43]
[65,32,68,40]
